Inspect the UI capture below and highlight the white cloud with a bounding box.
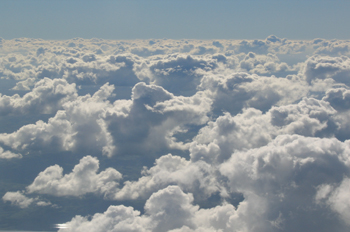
[2,37,350,231]
[104,82,212,156]
[144,186,198,232]
[0,77,78,115]
[219,134,350,231]
[0,81,212,157]
[0,83,116,156]
[60,186,199,232]
[62,205,149,232]
[319,177,350,224]
[0,110,75,153]
[323,87,350,112]
[0,146,22,159]
[2,191,34,208]
[191,97,337,163]
[11,77,36,90]
[2,191,52,208]
[146,54,218,96]
[199,71,309,115]
[303,55,350,85]
[238,52,295,77]
[114,154,219,201]
[26,156,122,198]
[314,39,350,56]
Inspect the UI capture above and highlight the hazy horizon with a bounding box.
[1,0,350,40]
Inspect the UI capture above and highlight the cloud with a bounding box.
[219,135,350,231]
[314,39,350,56]
[321,87,350,140]
[62,160,350,232]
[199,72,309,115]
[0,81,212,158]
[146,54,218,96]
[190,97,337,165]
[26,156,122,198]
[303,55,350,85]
[236,39,270,54]
[316,177,350,224]
[0,110,75,154]
[2,191,34,208]
[0,77,78,115]
[62,205,148,232]
[0,83,115,156]
[145,186,199,232]
[114,154,219,201]
[60,186,199,232]
[323,87,350,112]
[2,37,350,231]
[11,77,36,90]
[0,146,21,159]
[2,191,52,208]
[238,52,296,77]
[105,82,212,156]
[62,54,140,86]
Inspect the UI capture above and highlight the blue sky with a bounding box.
[1,0,350,40]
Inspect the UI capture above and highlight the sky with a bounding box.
[1,1,350,232]
[1,0,350,40]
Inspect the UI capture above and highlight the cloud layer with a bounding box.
[1,36,350,231]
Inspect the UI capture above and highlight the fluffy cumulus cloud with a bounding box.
[60,186,198,232]
[59,136,350,232]
[26,156,122,198]
[0,146,21,159]
[219,135,350,232]
[199,71,309,115]
[2,191,35,208]
[0,110,75,154]
[0,77,77,115]
[0,81,211,158]
[113,154,219,201]
[0,83,115,156]
[2,36,350,231]
[2,191,52,208]
[302,55,350,85]
[315,177,350,224]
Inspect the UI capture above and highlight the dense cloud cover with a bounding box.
[1,36,350,231]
